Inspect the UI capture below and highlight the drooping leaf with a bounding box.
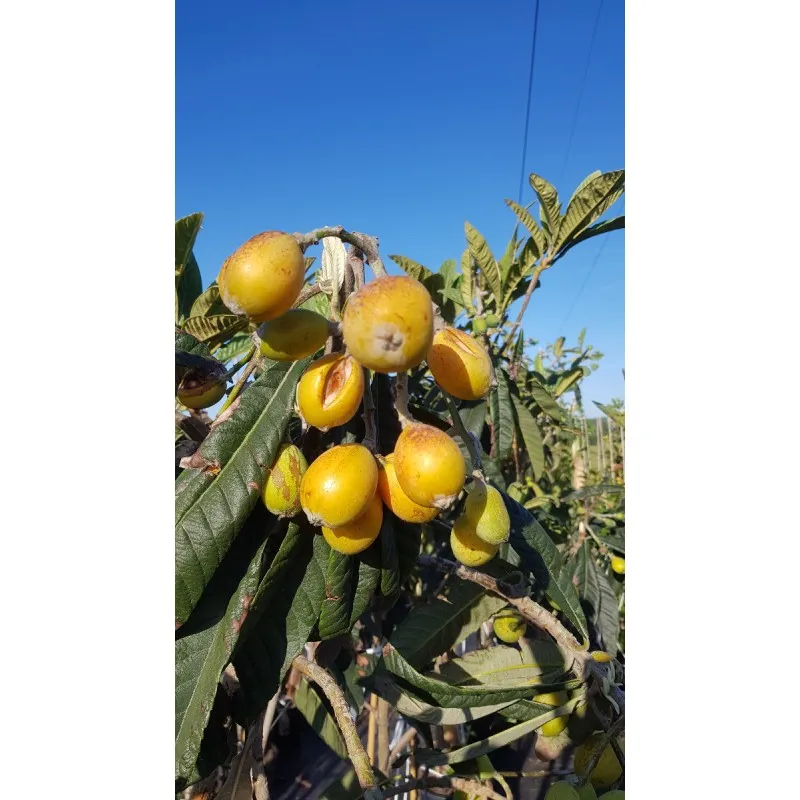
[554,368,584,398]
[528,174,562,246]
[176,329,212,359]
[182,314,249,348]
[504,200,545,260]
[459,400,488,439]
[414,699,579,765]
[504,495,589,643]
[382,647,579,708]
[598,532,625,555]
[555,170,625,252]
[497,234,520,283]
[594,401,625,427]
[491,370,515,462]
[464,222,503,304]
[178,252,204,321]
[175,514,269,786]
[389,580,507,670]
[318,544,355,640]
[388,254,436,283]
[175,358,309,627]
[294,677,349,760]
[552,215,625,264]
[527,377,563,421]
[232,528,327,722]
[176,213,204,279]
[349,540,382,627]
[569,543,620,655]
[511,394,545,480]
[191,282,229,318]
[379,512,400,604]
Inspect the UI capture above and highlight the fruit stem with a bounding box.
[393,372,416,429]
[217,352,261,415]
[293,226,388,279]
[443,394,483,474]
[292,655,382,800]
[361,368,378,451]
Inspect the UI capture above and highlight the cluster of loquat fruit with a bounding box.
[180,230,514,561]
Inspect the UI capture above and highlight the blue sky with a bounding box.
[177,0,624,409]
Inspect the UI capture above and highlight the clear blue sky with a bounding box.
[177,0,624,410]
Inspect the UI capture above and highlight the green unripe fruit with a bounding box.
[544,781,580,800]
[473,318,488,334]
[263,444,308,517]
[485,313,501,328]
[492,611,526,643]
[598,792,623,799]
[257,309,330,361]
[464,479,510,545]
[573,733,624,789]
[576,784,598,800]
[534,691,569,737]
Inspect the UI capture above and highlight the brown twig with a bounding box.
[393,372,415,429]
[388,728,417,767]
[377,696,390,774]
[218,353,261,415]
[292,655,381,799]
[417,554,625,714]
[293,226,388,279]
[380,775,505,800]
[367,692,378,766]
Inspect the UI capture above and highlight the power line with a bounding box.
[558,0,605,186]
[516,0,541,205]
[558,235,610,330]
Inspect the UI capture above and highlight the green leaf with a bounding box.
[294,677,349,760]
[594,401,625,427]
[459,400,488,439]
[460,248,475,311]
[389,580,507,670]
[527,377,563,421]
[497,235,519,283]
[175,358,309,627]
[388,254,436,283]
[318,544,355,640]
[504,200,545,260]
[349,540,382,627]
[564,485,623,502]
[178,252,204,321]
[554,368,584,398]
[555,170,625,252]
[175,514,269,785]
[232,527,327,722]
[213,332,254,365]
[528,174,562,246]
[570,543,620,656]
[183,314,249,348]
[176,329,212,359]
[491,371,515,461]
[552,215,625,264]
[379,512,400,604]
[176,213,204,278]
[464,222,503,304]
[191,282,229,318]
[370,671,516,724]
[382,647,579,708]
[504,495,589,643]
[567,171,602,205]
[511,394,545,480]
[415,698,580,766]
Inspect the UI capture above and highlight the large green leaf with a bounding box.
[176,213,203,278]
[555,170,625,252]
[459,247,475,311]
[389,580,507,670]
[178,252,204,321]
[464,222,503,304]
[318,544,355,640]
[567,170,602,206]
[349,539,382,627]
[528,174,562,246]
[459,399,488,439]
[176,329,212,359]
[378,511,400,604]
[388,254,436,283]
[526,377,563,421]
[491,370,515,462]
[569,543,619,655]
[191,282,230,318]
[183,314,249,348]
[504,496,589,643]
[175,514,269,786]
[294,677,349,760]
[504,200,545,260]
[175,358,309,627]
[594,401,625,427]
[382,647,579,708]
[554,368,584,398]
[552,215,625,264]
[370,671,516,724]
[232,529,327,722]
[414,698,580,766]
[511,394,545,480]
